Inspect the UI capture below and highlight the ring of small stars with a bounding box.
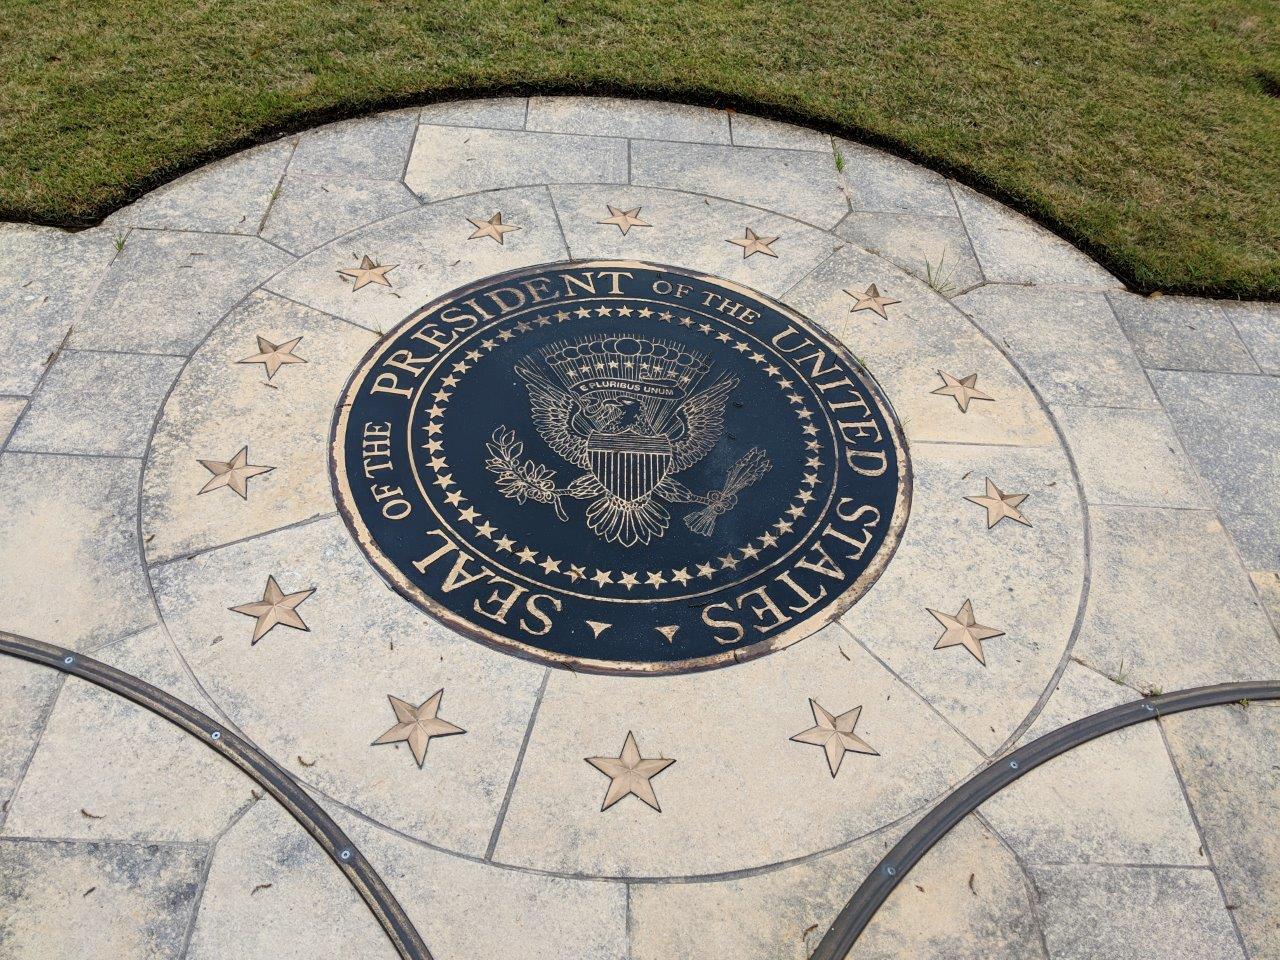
[408,299,836,601]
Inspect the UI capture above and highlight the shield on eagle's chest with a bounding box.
[587,432,674,502]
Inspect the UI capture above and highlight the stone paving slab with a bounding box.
[1108,292,1259,375]
[9,350,184,457]
[1151,370,1280,571]
[1,629,250,844]
[836,211,984,294]
[260,176,421,256]
[0,837,206,960]
[0,224,118,395]
[1,97,1277,960]
[1031,864,1245,960]
[0,453,155,650]
[1163,703,1280,959]
[73,229,294,355]
[106,140,295,237]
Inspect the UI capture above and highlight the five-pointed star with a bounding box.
[238,335,307,380]
[843,283,900,319]
[965,478,1031,529]
[372,690,465,767]
[586,732,675,812]
[468,212,520,244]
[727,227,779,259]
[931,371,994,413]
[928,599,1005,666]
[597,205,651,235]
[229,575,315,644]
[790,699,878,776]
[197,446,273,499]
[338,255,397,291]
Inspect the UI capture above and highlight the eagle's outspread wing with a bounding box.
[671,375,738,471]
[514,358,590,468]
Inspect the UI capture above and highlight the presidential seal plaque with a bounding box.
[332,261,910,673]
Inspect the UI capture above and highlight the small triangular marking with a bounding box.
[656,625,679,644]
[586,620,612,638]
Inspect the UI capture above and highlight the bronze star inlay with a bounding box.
[727,228,779,259]
[843,284,900,319]
[931,371,994,413]
[197,446,273,499]
[928,599,1004,666]
[597,205,651,235]
[790,699,878,776]
[338,255,397,291]
[468,212,520,245]
[229,575,316,644]
[586,732,675,812]
[238,335,307,381]
[372,691,465,767]
[965,478,1031,529]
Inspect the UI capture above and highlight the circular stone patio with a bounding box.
[1,97,1278,960]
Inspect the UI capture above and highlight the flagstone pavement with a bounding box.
[1,97,1277,960]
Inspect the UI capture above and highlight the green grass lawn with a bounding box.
[2,0,1278,298]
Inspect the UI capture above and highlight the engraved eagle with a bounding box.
[486,335,770,548]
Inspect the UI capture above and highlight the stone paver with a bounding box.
[631,139,849,227]
[981,720,1205,866]
[493,625,980,876]
[289,111,418,180]
[1,98,1278,960]
[836,211,984,294]
[549,183,839,297]
[1,629,249,843]
[0,397,25,445]
[951,185,1119,288]
[1074,506,1280,693]
[0,224,117,395]
[141,290,375,564]
[1253,571,1280,630]
[8,350,183,457]
[1220,300,1280,375]
[74,229,293,355]
[1055,405,1204,508]
[106,139,294,236]
[1151,370,1280,571]
[184,799,396,960]
[630,816,1046,960]
[0,656,61,825]
[841,442,1084,755]
[264,186,568,333]
[730,113,831,151]
[957,285,1156,408]
[406,125,627,199]
[1109,292,1258,374]
[0,453,154,650]
[785,246,1058,447]
[260,176,420,256]
[0,837,205,959]
[150,516,547,858]
[1031,864,1244,960]
[341,812,629,960]
[1163,703,1280,959]
[836,140,958,218]
[527,95,730,143]
[418,96,528,130]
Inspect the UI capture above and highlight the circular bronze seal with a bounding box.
[332,261,910,673]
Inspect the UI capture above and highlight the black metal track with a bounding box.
[6,631,1275,960]
[811,680,1280,960]
[0,632,433,960]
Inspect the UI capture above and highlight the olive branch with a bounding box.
[485,427,569,521]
